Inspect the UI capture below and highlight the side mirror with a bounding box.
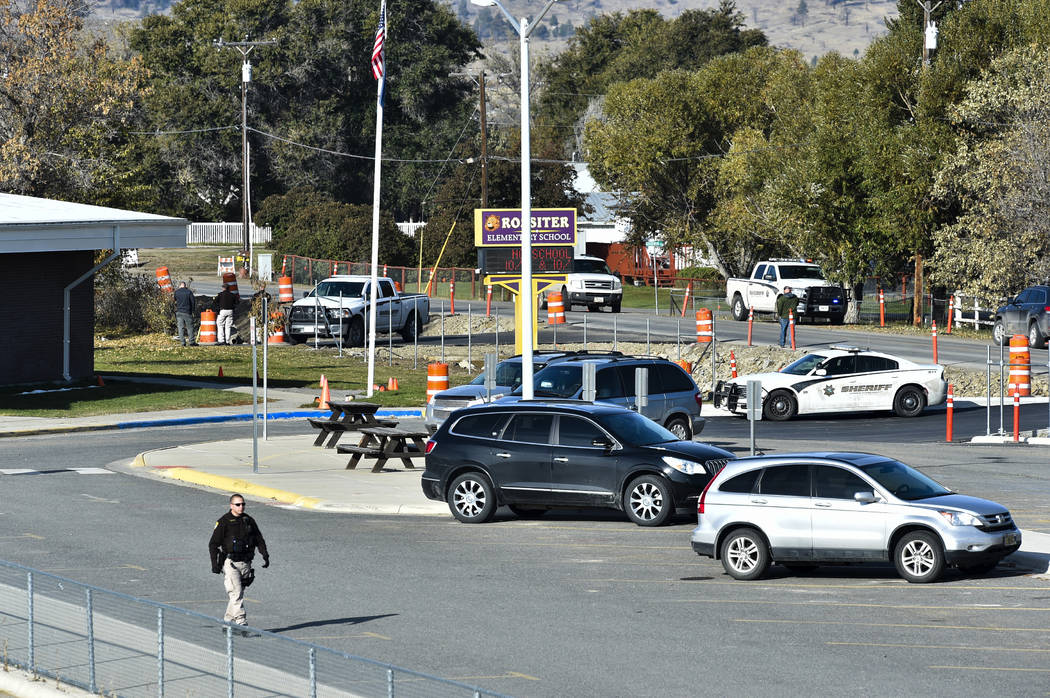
[814,368,827,376]
[301,291,309,298]
[854,491,877,504]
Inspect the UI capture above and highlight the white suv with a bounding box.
[543,255,622,313]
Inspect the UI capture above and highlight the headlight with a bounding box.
[613,279,622,290]
[571,279,585,290]
[662,456,706,475]
[938,510,982,526]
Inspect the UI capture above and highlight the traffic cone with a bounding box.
[387,376,399,391]
[318,374,330,410]
[218,366,224,378]
[96,375,105,387]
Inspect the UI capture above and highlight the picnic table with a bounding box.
[336,426,431,472]
[307,400,398,448]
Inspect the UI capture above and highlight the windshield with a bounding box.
[781,354,828,375]
[310,281,366,298]
[519,364,583,398]
[572,259,613,275]
[779,265,825,280]
[469,361,527,388]
[859,459,952,501]
[598,412,677,446]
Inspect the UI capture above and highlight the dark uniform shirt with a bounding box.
[174,286,195,315]
[209,512,268,568]
[215,289,238,311]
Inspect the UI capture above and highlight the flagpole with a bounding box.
[367,0,386,398]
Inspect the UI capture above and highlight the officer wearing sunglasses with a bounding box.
[208,494,270,629]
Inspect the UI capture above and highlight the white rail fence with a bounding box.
[187,222,272,245]
[950,291,998,329]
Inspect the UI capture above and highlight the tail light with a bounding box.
[694,391,703,411]
[425,440,437,454]
[697,472,719,514]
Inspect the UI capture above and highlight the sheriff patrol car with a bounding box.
[712,346,947,421]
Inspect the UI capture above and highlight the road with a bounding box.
[2,421,1049,696]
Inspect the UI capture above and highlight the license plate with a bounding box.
[594,297,604,303]
[1004,532,1019,546]
[818,305,829,311]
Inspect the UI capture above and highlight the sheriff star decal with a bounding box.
[823,385,835,397]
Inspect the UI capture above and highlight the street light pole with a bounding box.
[471,0,559,401]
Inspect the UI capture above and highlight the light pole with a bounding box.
[470,0,560,400]
[215,35,276,274]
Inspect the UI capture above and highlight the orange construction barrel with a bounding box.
[695,308,712,344]
[676,360,693,374]
[427,363,449,402]
[1008,334,1031,396]
[199,310,217,345]
[547,292,566,325]
[155,266,173,293]
[268,311,287,344]
[278,276,294,303]
[222,272,239,298]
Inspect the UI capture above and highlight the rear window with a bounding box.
[450,413,509,439]
[655,364,696,393]
[503,413,554,445]
[719,470,759,494]
[757,465,810,497]
[856,355,898,372]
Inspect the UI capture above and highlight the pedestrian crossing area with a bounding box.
[0,468,113,475]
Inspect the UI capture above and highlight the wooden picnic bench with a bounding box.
[336,426,431,472]
[308,400,398,448]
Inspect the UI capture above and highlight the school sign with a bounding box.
[473,208,577,247]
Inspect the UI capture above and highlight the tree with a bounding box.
[0,0,150,207]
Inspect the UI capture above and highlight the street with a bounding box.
[1,421,1048,696]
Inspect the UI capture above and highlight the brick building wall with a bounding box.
[0,251,95,385]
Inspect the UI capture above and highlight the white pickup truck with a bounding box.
[285,275,430,345]
[725,259,846,324]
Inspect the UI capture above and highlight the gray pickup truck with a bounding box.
[285,275,430,346]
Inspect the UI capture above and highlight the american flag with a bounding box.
[371,2,386,80]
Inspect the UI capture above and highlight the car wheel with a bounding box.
[959,559,999,576]
[720,528,770,581]
[611,300,621,313]
[763,390,797,421]
[400,312,420,342]
[992,319,1007,346]
[1029,323,1046,349]
[731,294,747,321]
[447,473,497,523]
[892,386,926,418]
[893,531,945,583]
[664,416,691,441]
[287,333,304,345]
[508,505,546,519]
[624,475,673,526]
[346,317,365,347]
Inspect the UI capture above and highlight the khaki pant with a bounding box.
[217,309,234,344]
[222,558,251,624]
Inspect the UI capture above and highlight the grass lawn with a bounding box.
[0,380,251,418]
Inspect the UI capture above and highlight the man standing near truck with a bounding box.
[775,286,799,348]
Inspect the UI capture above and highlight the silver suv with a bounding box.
[691,453,1021,583]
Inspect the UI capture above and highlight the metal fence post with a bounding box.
[226,626,234,698]
[86,589,96,694]
[986,345,991,437]
[27,571,33,674]
[583,313,587,349]
[440,301,445,364]
[157,608,164,698]
[613,315,617,351]
[308,647,317,698]
[646,318,650,354]
[495,306,500,357]
[676,318,681,360]
[387,667,395,698]
[467,304,472,366]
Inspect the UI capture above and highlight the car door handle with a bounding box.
[496,452,511,458]
[815,502,832,507]
[553,457,569,463]
[750,498,767,504]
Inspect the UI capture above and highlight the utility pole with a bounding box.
[911,0,940,325]
[479,70,488,208]
[214,35,276,276]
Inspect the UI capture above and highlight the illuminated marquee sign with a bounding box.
[474,208,577,247]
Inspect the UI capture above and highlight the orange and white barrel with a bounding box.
[222,272,239,298]
[1008,334,1031,396]
[199,310,217,345]
[278,276,294,303]
[427,363,449,402]
[155,266,173,293]
[547,292,566,325]
[676,360,692,375]
[695,308,712,344]
[267,311,286,344]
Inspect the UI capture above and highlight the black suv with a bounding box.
[993,285,1050,348]
[422,401,733,526]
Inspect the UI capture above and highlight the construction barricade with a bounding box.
[427,363,449,402]
[1008,334,1030,396]
[221,272,239,298]
[199,310,218,345]
[547,292,566,325]
[268,311,286,344]
[155,266,173,293]
[695,308,712,344]
[278,276,294,303]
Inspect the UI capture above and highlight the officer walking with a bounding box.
[208,494,269,629]
[775,285,800,348]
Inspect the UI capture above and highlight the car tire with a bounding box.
[892,386,926,418]
[721,528,770,581]
[664,416,691,441]
[287,333,304,345]
[346,317,365,347]
[893,531,945,583]
[447,473,497,523]
[1029,323,1046,349]
[508,505,546,519]
[731,294,747,321]
[611,300,621,313]
[763,390,797,421]
[992,319,1007,346]
[400,312,420,342]
[624,475,673,526]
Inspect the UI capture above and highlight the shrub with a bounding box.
[96,271,173,334]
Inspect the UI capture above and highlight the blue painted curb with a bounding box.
[113,407,424,430]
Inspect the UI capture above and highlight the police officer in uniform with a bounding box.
[208,494,269,628]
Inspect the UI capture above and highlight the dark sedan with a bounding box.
[421,400,734,526]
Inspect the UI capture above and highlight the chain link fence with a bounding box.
[0,559,507,698]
